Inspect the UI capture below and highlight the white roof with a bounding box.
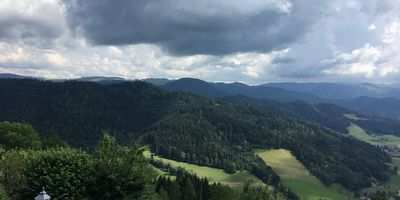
[35,188,51,200]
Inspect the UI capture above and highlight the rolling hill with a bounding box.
[163,78,227,97]
[0,79,392,191]
[265,82,400,99]
[335,96,400,120]
[163,78,324,103]
[221,95,400,137]
[211,82,324,103]
[0,73,38,79]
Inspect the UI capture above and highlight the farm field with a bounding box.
[347,123,400,148]
[143,150,264,188]
[257,149,349,200]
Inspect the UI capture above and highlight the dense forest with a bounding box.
[220,95,400,136]
[0,79,393,192]
[0,121,286,199]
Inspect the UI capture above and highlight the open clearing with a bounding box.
[343,114,367,120]
[347,123,400,148]
[257,149,348,200]
[144,150,264,188]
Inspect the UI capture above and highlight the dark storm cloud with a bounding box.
[0,16,63,47]
[64,0,326,55]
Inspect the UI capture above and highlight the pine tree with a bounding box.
[181,176,196,200]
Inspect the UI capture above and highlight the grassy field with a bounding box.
[144,150,264,188]
[347,123,400,148]
[347,123,376,143]
[257,149,349,200]
[343,114,367,120]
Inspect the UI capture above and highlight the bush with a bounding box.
[0,121,41,150]
[0,185,9,200]
[21,148,92,200]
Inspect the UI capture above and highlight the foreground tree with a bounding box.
[22,148,92,200]
[0,185,9,200]
[0,121,41,150]
[89,133,158,200]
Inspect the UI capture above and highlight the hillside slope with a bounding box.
[221,96,400,136]
[0,79,392,191]
[163,78,227,97]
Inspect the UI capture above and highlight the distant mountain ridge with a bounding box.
[0,73,39,79]
[163,78,400,120]
[142,78,172,86]
[163,78,228,97]
[2,73,400,120]
[211,82,324,103]
[265,82,400,99]
[335,96,400,120]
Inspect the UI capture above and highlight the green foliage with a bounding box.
[22,148,92,200]
[240,180,286,200]
[0,148,91,200]
[209,184,238,200]
[257,149,349,200]
[0,150,25,199]
[180,176,196,200]
[0,133,160,200]
[146,150,264,188]
[0,121,41,150]
[0,79,392,192]
[42,129,68,148]
[89,133,158,200]
[143,102,391,190]
[0,184,9,200]
[156,173,286,200]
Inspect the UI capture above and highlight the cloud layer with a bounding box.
[0,0,400,84]
[64,0,323,55]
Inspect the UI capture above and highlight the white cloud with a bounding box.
[107,46,122,57]
[382,21,400,44]
[0,0,400,84]
[46,52,68,66]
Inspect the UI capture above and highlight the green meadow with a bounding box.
[347,123,400,148]
[257,149,349,200]
[143,150,264,188]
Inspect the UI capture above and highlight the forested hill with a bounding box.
[221,96,400,136]
[0,79,392,191]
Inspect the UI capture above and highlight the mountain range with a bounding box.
[2,73,400,120]
[0,78,392,191]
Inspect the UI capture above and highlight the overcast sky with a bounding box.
[1,0,400,84]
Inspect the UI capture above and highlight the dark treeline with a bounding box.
[0,79,393,192]
[155,174,286,200]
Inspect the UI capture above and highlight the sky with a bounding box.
[0,0,400,84]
